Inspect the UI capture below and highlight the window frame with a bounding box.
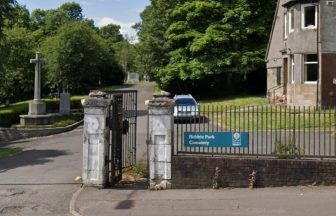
[284,12,288,39]
[301,4,317,29]
[303,54,318,84]
[289,7,295,33]
[290,55,295,84]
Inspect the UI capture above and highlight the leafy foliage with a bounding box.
[0,2,126,102]
[274,136,303,159]
[137,0,277,95]
[0,27,36,101]
[42,22,105,93]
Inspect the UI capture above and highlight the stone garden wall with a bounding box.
[172,156,336,189]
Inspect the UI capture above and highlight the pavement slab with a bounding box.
[76,186,336,216]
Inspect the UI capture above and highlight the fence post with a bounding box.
[146,98,175,190]
[81,92,111,187]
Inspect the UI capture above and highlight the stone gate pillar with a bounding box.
[81,92,110,187]
[146,98,175,189]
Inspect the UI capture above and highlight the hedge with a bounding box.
[0,97,84,127]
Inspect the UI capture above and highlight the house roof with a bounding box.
[265,0,281,61]
[265,0,320,60]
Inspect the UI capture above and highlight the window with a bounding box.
[289,8,294,33]
[284,12,288,39]
[290,55,295,83]
[302,4,317,29]
[304,54,318,83]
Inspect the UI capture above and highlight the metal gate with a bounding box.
[107,90,137,186]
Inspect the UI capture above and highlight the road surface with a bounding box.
[0,83,155,215]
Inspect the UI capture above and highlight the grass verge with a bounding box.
[202,106,335,130]
[199,95,267,107]
[0,147,22,158]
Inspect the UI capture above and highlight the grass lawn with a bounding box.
[0,84,125,127]
[199,95,267,107]
[0,147,22,158]
[196,96,335,130]
[204,106,335,130]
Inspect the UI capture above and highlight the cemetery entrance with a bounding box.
[107,90,137,186]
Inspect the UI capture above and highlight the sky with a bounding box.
[16,0,151,41]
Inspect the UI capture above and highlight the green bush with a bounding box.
[0,109,21,127]
[274,136,302,159]
[0,97,85,127]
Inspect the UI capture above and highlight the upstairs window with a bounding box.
[302,4,317,29]
[289,8,295,33]
[304,54,318,83]
[284,12,288,39]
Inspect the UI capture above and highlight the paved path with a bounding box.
[0,127,83,215]
[76,186,336,216]
[121,82,155,163]
[0,83,155,215]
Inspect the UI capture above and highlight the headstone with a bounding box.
[127,72,140,83]
[29,52,46,115]
[60,92,71,115]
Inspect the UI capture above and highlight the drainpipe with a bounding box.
[316,2,320,108]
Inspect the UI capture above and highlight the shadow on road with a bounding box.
[0,149,68,172]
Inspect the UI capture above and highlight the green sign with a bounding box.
[184,132,249,148]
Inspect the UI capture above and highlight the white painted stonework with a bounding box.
[147,99,175,189]
[82,98,110,187]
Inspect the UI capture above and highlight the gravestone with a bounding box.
[60,92,71,115]
[127,72,140,83]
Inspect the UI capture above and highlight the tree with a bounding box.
[35,2,84,36]
[136,0,186,80]
[0,27,35,102]
[41,21,123,94]
[99,24,123,43]
[5,4,30,29]
[30,9,47,30]
[0,1,124,102]
[0,0,16,36]
[114,40,137,76]
[42,22,103,93]
[136,0,277,95]
[59,2,83,21]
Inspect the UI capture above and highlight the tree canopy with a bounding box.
[0,2,126,102]
[136,0,277,95]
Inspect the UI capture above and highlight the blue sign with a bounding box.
[184,132,249,148]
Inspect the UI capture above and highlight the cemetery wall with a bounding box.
[172,156,336,188]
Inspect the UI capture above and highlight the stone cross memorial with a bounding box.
[29,52,46,115]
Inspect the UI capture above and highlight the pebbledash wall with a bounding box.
[172,156,336,189]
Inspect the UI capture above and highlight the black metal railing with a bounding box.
[174,105,336,160]
[107,90,137,169]
[267,84,285,104]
